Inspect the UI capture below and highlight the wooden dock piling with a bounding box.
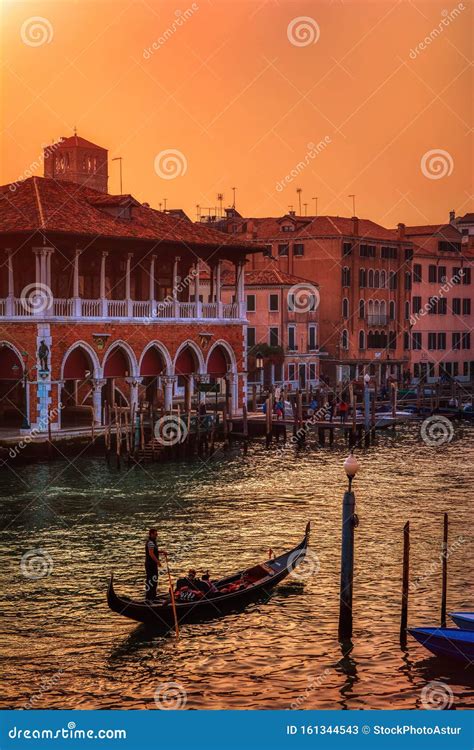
[441,512,448,628]
[400,521,410,646]
[338,488,356,640]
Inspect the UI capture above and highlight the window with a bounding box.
[404,301,410,320]
[263,244,272,257]
[463,268,471,285]
[374,270,380,289]
[269,294,279,312]
[341,329,349,350]
[428,297,437,314]
[389,301,395,320]
[428,333,436,350]
[463,298,471,315]
[359,299,365,319]
[439,240,461,253]
[278,243,289,256]
[381,246,398,259]
[342,297,349,319]
[404,331,410,350]
[308,324,317,350]
[368,270,374,288]
[405,272,412,291]
[246,294,256,312]
[428,265,437,283]
[293,243,304,257]
[438,333,446,350]
[269,327,279,346]
[412,332,422,350]
[247,327,256,348]
[309,363,317,380]
[288,364,296,381]
[389,331,397,350]
[462,332,471,349]
[413,264,422,282]
[380,270,386,289]
[360,244,376,257]
[438,297,447,315]
[412,296,422,314]
[343,242,352,256]
[452,267,461,284]
[389,271,397,290]
[405,248,414,260]
[452,298,461,315]
[288,326,296,350]
[359,268,366,288]
[453,361,459,377]
[359,330,366,350]
[414,363,420,379]
[452,332,461,350]
[438,266,447,283]
[342,267,351,287]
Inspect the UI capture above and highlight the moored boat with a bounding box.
[107,522,311,628]
[450,612,474,631]
[408,627,474,665]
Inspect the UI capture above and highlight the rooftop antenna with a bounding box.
[73,125,77,136]
[231,187,237,209]
[348,194,356,216]
[288,205,294,213]
[217,193,224,218]
[303,202,308,216]
[158,201,162,211]
[196,204,201,221]
[312,196,318,217]
[296,187,302,216]
[163,197,168,211]
[111,157,123,194]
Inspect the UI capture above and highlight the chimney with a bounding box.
[352,216,359,235]
[397,222,406,239]
[449,210,456,224]
[289,210,296,217]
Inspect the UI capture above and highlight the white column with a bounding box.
[216,260,223,317]
[195,259,202,318]
[237,260,245,318]
[46,249,53,289]
[100,252,108,317]
[92,379,106,425]
[149,254,156,317]
[163,376,176,411]
[6,250,14,316]
[172,256,180,317]
[126,376,142,412]
[73,249,81,317]
[126,253,133,317]
[34,250,41,288]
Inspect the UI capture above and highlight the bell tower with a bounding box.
[44,132,108,193]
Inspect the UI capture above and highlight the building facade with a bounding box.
[0,136,261,432]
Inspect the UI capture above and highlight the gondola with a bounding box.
[450,612,474,631]
[408,627,474,665]
[107,522,311,628]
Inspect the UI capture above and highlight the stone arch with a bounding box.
[102,340,138,378]
[173,340,205,375]
[60,342,100,427]
[139,342,172,409]
[0,341,26,427]
[205,340,238,413]
[205,339,237,376]
[139,341,172,377]
[102,341,138,410]
[61,341,100,380]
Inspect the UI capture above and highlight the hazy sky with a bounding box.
[1,0,472,226]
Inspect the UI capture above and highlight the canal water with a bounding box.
[0,422,473,710]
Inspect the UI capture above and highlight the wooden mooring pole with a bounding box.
[441,512,448,628]
[338,456,359,640]
[400,521,410,646]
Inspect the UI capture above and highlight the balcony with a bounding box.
[367,313,388,326]
[0,297,244,322]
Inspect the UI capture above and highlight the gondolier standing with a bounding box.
[145,528,167,601]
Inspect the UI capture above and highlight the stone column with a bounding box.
[149,254,156,318]
[172,256,181,317]
[6,249,14,316]
[126,376,142,413]
[194,259,202,318]
[100,252,108,317]
[55,380,65,430]
[92,379,106,425]
[125,253,133,317]
[73,249,82,317]
[236,260,245,319]
[163,376,176,411]
[226,371,237,415]
[216,260,223,317]
[34,249,41,288]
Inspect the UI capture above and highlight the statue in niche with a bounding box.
[38,340,50,372]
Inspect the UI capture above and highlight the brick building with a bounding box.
[404,222,474,383]
[207,211,412,385]
[0,136,261,432]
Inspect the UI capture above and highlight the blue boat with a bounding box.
[409,627,474,665]
[450,612,474,631]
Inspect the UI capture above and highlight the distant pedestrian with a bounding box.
[339,400,349,423]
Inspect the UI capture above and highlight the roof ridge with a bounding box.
[32,176,46,229]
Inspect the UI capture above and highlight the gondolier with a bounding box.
[145,528,167,601]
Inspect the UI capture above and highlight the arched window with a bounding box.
[342,267,350,287]
[342,297,349,319]
[380,270,386,288]
[380,300,386,318]
[404,301,410,320]
[389,301,395,320]
[359,330,366,350]
[359,268,366,288]
[374,270,380,289]
[368,269,374,288]
[341,329,349,350]
[359,299,365,319]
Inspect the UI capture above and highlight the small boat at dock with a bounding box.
[107,522,311,628]
[408,627,474,665]
[450,612,474,631]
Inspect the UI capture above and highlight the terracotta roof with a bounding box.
[231,215,401,242]
[404,224,461,238]
[0,177,259,251]
[58,135,107,151]
[221,266,319,287]
[457,213,474,224]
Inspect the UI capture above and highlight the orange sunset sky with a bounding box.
[1,0,472,226]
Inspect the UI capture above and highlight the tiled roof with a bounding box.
[457,213,474,224]
[231,215,401,242]
[0,177,259,251]
[58,135,107,150]
[404,224,461,238]
[221,266,319,287]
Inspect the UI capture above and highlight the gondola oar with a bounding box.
[163,553,179,640]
